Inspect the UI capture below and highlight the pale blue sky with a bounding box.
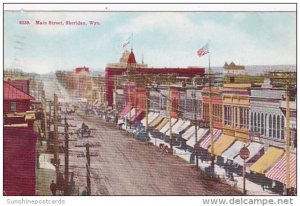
[4,11,296,74]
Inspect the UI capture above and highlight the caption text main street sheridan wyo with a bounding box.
[19,20,100,26]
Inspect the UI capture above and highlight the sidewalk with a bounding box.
[36,140,56,195]
[148,134,278,196]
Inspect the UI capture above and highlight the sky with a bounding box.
[4,11,296,74]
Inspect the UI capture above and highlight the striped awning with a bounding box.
[186,128,208,148]
[208,135,236,156]
[250,147,284,174]
[198,129,222,150]
[265,153,296,188]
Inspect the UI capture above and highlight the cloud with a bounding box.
[114,12,296,66]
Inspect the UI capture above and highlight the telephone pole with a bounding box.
[285,80,291,195]
[145,78,150,139]
[76,142,99,195]
[193,88,199,167]
[268,71,296,195]
[168,75,173,151]
[64,117,70,195]
[86,143,91,195]
[53,93,60,183]
[208,56,215,171]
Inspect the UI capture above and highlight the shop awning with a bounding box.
[149,116,164,128]
[265,153,296,188]
[171,119,185,134]
[160,118,177,134]
[208,135,236,156]
[120,105,131,118]
[186,128,208,148]
[222,140,246,160]
[130,110,144,122]
[147,113,160,126]
[182,126,195,140]
[141,112,154,125]
[234,142,264,165]
[124,108,136,119]
[155,118,169,131]
[92,99,98,106]
[174,120,191,135]
[250,147,284,174]
[165,119,189,137]
[198,129,222,150]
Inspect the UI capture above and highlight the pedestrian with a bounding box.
[50,180,57,196]
[81,187,89,196]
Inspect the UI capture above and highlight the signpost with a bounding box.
[239,145,250,195]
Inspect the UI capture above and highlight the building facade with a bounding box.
[222,83,251,142]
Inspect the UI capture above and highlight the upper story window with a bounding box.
[11,102,16,112]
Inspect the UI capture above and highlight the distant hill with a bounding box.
[208,65,296,75]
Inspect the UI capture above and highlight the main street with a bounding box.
[65,110,241,195]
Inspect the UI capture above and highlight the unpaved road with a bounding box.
[68,111,241,195]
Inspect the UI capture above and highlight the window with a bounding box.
[235,107,238,127]
[251,112,254,131]
[277,115,280,139]
[265,114,267,136]
[203,103,209,121]
[261,113,264,135]
[269,114,272,137]
[281,116,285,139]
[240,108,243,128]
[254,113,257,131]
[258,113,260,132]
[11,102,16,112]
[273,115,276,138]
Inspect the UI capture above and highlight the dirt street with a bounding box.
[67,111,241,195]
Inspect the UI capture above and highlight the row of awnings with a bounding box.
[199,132,296,188]
[139,111,296,188]
[118,106,144,125]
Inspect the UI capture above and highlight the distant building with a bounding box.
[223,62,245,75]
[105,49,205,107]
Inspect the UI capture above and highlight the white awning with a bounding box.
[165,119,184,136]
[182,126,195,140]
[124,108,136,119]
[174,120,191,135]
[222,140,246,160]
[141,112,154,125]
[160,118,177,134]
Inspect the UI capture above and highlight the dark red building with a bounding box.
[4,81,34,114]
[105,49,205,107]
[4,81,37,195]
[202,87,223,129]
[6,80,30,95]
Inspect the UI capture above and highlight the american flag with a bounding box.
[197,43,209,57]
[123,41,130,48]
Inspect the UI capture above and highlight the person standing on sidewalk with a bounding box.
[50,180,57,196]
